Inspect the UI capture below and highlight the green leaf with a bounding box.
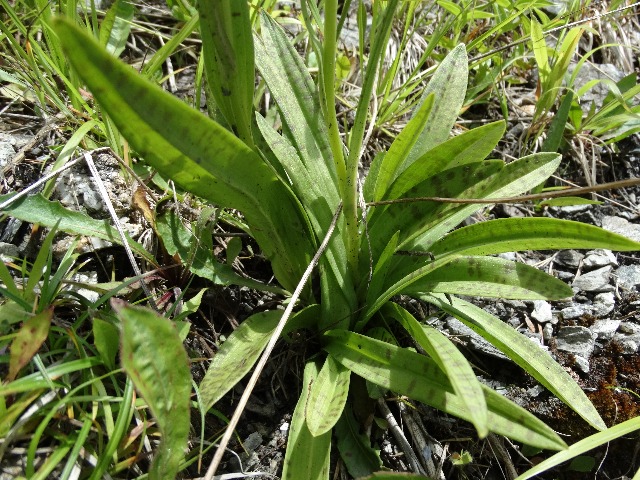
[372,94,435,201]
[155,211,285,294]
[542,91,573,152]
[282,360,331,480]
[530,18,549,86]
[385,120,506,201]
[323,330,566,450]
[92,317,119,371]
[198,0,255,144]
[114,301,191,480]
[199,310,280,410]
[422,293,606,431]
[516,416,640,480]
[538,196,601,207]
[255,13,339,202]
[402,43,468,170]
[99,0,134,57]
[335,403,382,478]
[402,152,562,252]
[0,194,153,262]
[306,355,350,436]
[53,18,313,292]
[404,256,573,300]
[429,217,640,258]
[7,307,53,382]
[382,303,488,437]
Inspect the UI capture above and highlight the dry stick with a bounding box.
[378,398,426,475]
[83,152,160,312]
[204,202,344,480]
[367,177,640,207]
[469,2,640,64]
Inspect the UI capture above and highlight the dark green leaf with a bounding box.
[335,403,382,478]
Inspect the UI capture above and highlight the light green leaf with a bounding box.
[199,310,280,410]
[282,360,331,480]
[7,307,53,382]
[114,301,191,480]
[53,18,313,292]
[93,318,119,371]
[99,0,134,57]
[530,18,549,86]
[516,416,640,480]
[198,0,254,144]
[403,152,562,252]
[404,256,573,300]
[0,193,153,263]
[323,330,566,450]
[382,303,488,437]
[372,94,435,201]
[199,305,320,410]
[335,403,382,478]
[385,120,506,201]
[402,43,468,170]
[306,355,350,436]
[422,293,606,431]
[155,211,284,294]
[429,217,640,258]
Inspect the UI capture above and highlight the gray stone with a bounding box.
[561,304,593,320]
[601,216,640,242]
[572,266,613,292]
[582,249,617,270]
[591,319,620,341]
[0,142,15,168]
[555,270,575,281]
[556,326,595,358]
[573,356,590,374]
[555,250,584,268]
[0,242,19,261]
[615,265,640,290]
[593,292,615,317]
[542,323,554,341]
[619,322,640,335]
[531,300,553,323]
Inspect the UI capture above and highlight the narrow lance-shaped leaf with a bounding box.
[282,360,331,480]
[199,305,320,410]
[404,256,573,300]
[335,403,382,478]
[114,300,191,480]
[306,355,350,437]
[401,43,468,172]
[371,93,435,201]
[382,303,488,437]
[421,293,606,431]
[428,217,640,258]
[7,307,53,382]
[323,330,567,450]
[198,0,255,145]
[0,193,154,263]
[516,416,640,480]
[53,19,313,292]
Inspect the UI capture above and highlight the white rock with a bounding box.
[572,266,613,292]
[531,300,553,323]
[615,265,640,290]
[591,319,620,341]
[601,216,640,242]
[583,249,618,270]
[593,292,615,317]
[556,326,595,358]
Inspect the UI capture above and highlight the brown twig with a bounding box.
[367,177,640,207]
